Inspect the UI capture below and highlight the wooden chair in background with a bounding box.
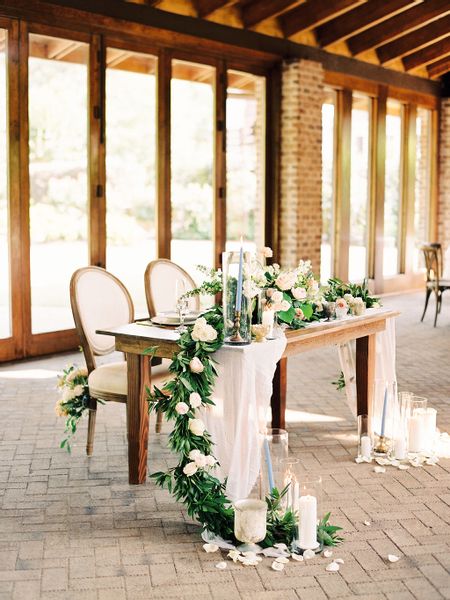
[70,266,170,454]
[420,243,450,327]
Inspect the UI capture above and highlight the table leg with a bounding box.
[271,357,287,429]
[126,353,150,484]
[355,334,376,417]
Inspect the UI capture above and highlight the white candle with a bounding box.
[262,308,274,338]
[298,494,318,550]
[360,435,371,459]
[394,436,407,460]
[408,415,425,453]
[419,408,437,453]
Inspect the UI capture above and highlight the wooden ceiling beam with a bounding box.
[403,36,450,70]
[242,0,302,28]
[316,0,421,48]
[377,14,450,63]
[347,0,450,55]
[195,0,236,18]
[280,0,365,38]
[427,54,450,78]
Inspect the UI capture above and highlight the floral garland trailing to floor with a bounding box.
[147,305,343,548]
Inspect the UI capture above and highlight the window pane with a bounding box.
[0,29,10,339]
[321,91,335,283]
[106,48,157,315]
[413,107,431,271]
[226,70,265,253]
[349,94,370,282]
[171,60,214,272]
[29,34,88,333]
[383,99,402,277]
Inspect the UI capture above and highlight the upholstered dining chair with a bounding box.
[420,243,450,327]
[70,266,170,454]
[144,259,200,318]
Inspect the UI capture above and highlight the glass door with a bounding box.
[28,32,89,334]
[105,46,157,316]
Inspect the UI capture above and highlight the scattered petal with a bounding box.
[275,556,289,564]
[323,549,333,558]
[426,457,439,466]
[398,464,409,470]
[355,457,364,464]
[390,460,400,467]
[271,561,285,571]
[303,549,316,560]
[203,543,219,553]
[227,550,241,563]
[326,561,340,572]
[291,554,304,562]
[388,554,400,563]
[364,520,371,526]
[409,460,421,468]
[362,456,372,463]
[262,547,286,558]
[375,458,390,466]
[215,562,227,570]
[274,543,288,550]
[335,558,344,564]
[374,466,386,474]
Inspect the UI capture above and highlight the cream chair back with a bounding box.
[70,266,134,372]
[144,259,199,317]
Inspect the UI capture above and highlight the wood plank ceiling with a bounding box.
[126,0,450,78]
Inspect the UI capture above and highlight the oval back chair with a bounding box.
[144,259,200,318]
[420,243,450,327]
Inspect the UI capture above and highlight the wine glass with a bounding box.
[234,499,267,553]
[175,279,189,333]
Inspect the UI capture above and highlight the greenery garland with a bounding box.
[147,305,343,547]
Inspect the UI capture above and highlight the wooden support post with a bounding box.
[126,353,150,484]
[355,333,376,418]
[271,356,287,429]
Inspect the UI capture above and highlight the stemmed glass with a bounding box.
[175,279,189,333]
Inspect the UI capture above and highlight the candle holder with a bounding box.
[389,391,411,462]
[357,414,372,460]
[234,499,267,553]
[259,428,289,499]
[371,380,397,455]
[407,396,428,455]
[292,475,322,554]
[222,250,252,345]
[279,458,300,513]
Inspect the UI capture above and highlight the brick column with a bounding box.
[438,98,450,253]
[279,58,324,274]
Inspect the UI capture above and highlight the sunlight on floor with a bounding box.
[285,409,344,424]
[0,368,59,380]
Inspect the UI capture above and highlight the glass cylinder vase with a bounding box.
[371,379,397,455]
[389,391,411,461]
[407,396,428,454]
[222,250,253,345]
[259,428,289,499]
[357,414,372,460]
[293,475,322,553]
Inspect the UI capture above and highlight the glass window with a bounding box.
[349,94,370,282]
[413,107,431,271]
[171,59,214,273]
[226,70,265,253]
[383,99,402,277]
[105,48,157,315]
[321,90,335,283]
[28,34,89,333]
[0,29,10,339]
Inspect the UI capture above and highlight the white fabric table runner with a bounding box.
[200,330,286,502]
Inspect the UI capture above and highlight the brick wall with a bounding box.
[438,98,450,255]
[279,58,324,275]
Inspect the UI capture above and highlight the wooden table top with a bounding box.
[97,308,399,358]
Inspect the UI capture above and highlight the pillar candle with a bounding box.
[360,435,371,459]
[408,415,425,453]
[394,436,407,460]
[422,408,437,453]
[298,495,318,550]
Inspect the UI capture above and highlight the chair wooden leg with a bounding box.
[434,292,440,327]
[155,409,163,433]
[421,288,431,322]
[86,399,97,456]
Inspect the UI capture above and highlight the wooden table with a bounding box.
[98,308,399,484]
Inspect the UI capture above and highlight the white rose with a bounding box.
[298,259,312,276]
[189,418,206,437]
[280,300,291,312]
[62,387,76,402]
[271,290,283,304]
[189,357,204,374]
[291,287,307,300]
[243,280,259,299]
[189,449,201,461]
[191,317,218,343]
[76,367,88,378]
[343,293,354,303]
[275,271,297,291]
[262,246,273,258]
[273,263,280,273]
[194,453,207,468]
[65,370,77,383]
[336,297,347,309]
[183,462,198,477]
[189,392,202,409]
[308,280,319,293]
[175,402,189,415]
[73,384,84,397]
[205,455,216,467]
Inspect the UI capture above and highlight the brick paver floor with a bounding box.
[0,292,449,599]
